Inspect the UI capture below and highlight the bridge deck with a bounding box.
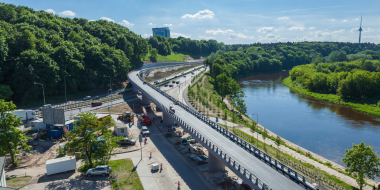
[129,70,304,190]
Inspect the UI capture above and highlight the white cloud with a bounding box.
[148,23,154,25]
[329,19,335,21]
[257,27,277,33]
[288,26,305,31]
[45,9,55,15]
[309,27,315,30]
[363,35,380,40]
[244,29,248,32]
[350,27,375,33]
[120,20,134,27]
[229,33,254,39]
[179,23,186,25]
[100,17,114,23]
[293,36,313,42]
[342,20,348,22]
[278,16,289,20]
[163,24,172,27]
[59,10,75,17]
[199,36,215,40]
[143,34,153,37]
[258,34,286,42]
[352,18,359,21]
[332,29,345,34]
[171,32,191,38]
[181,9,214,19]
[206,29,234,35]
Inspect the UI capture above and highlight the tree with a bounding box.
[262,127,268,150]
[342,142,380,190]
[249,120,257,143]
[274,135,283,157]
[150,48,158,61]
[64,112,120,168]
[0,100,30,165]
[0,84,13,100]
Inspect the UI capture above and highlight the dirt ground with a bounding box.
[93,99,142,114]
[146,64,201,81]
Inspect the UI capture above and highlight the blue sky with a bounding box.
[4,0,380,44]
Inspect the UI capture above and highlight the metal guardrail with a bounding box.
[129,68,316,190]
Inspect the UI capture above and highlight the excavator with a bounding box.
[118,111,134,122]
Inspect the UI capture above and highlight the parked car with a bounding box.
[141,126,150,136]
[86,165,111,177]
[172,81,176,83]
[83,96,92,101]
[94,96,100,100]
[143,81,147,85]
[176,81,180,84]
[117,138,136,145]
[169,84,173,87]
[164,84,169,87]
[91,102,102,107]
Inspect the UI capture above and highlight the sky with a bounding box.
[3,0,380,44]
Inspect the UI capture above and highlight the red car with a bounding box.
[91,102,102,107]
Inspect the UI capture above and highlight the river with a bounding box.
[238,70,380,167]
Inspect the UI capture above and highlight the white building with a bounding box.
[0,157,6,187]
[115,123,128,137]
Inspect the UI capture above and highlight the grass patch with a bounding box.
[230,128,360,190]
[144,52,188,62]
[282,77,380,117]
[6,176,32,189]
[108,159,143,190]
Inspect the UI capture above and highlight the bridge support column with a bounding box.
[163,111,175,128]
[208,153,225,173]
[132,85,138,93]
[141,93,151,106]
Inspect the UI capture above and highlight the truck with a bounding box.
[0,110,36,122]
[141,107,152,125]
[46,156,76,175]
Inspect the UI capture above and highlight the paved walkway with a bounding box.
[132,158,160,190]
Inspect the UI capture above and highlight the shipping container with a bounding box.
[48,130,62,139]
[46,156,76,175]
[31,119,45,131]
[0,110,36,122]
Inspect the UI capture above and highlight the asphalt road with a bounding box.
[129,69,304,190]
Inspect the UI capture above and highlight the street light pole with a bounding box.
[34,82,46,105]
[104,75,112,106]
[64,75,71,103]
[251,113,259,148]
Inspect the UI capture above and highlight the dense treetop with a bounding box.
[0,3,148,104]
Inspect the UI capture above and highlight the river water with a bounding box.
[238,70,380,167]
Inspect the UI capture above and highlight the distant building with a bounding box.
[152,27,170,38]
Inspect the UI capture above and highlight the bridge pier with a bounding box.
[208,153,225,173]
[163,111,175,128]
[141,93,151,106]
[132,85,138,93]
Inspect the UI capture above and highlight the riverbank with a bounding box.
[282,77,380,117]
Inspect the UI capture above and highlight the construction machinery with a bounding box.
[118,111,134,122]
[169,103,175,113]
[141,107,152,125]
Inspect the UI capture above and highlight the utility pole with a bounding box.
[139,134,142,160]
[64,75,71,102]
[34,82,46,105]
[251,113,259,147]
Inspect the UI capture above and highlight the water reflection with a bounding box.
[238,70,380,167]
